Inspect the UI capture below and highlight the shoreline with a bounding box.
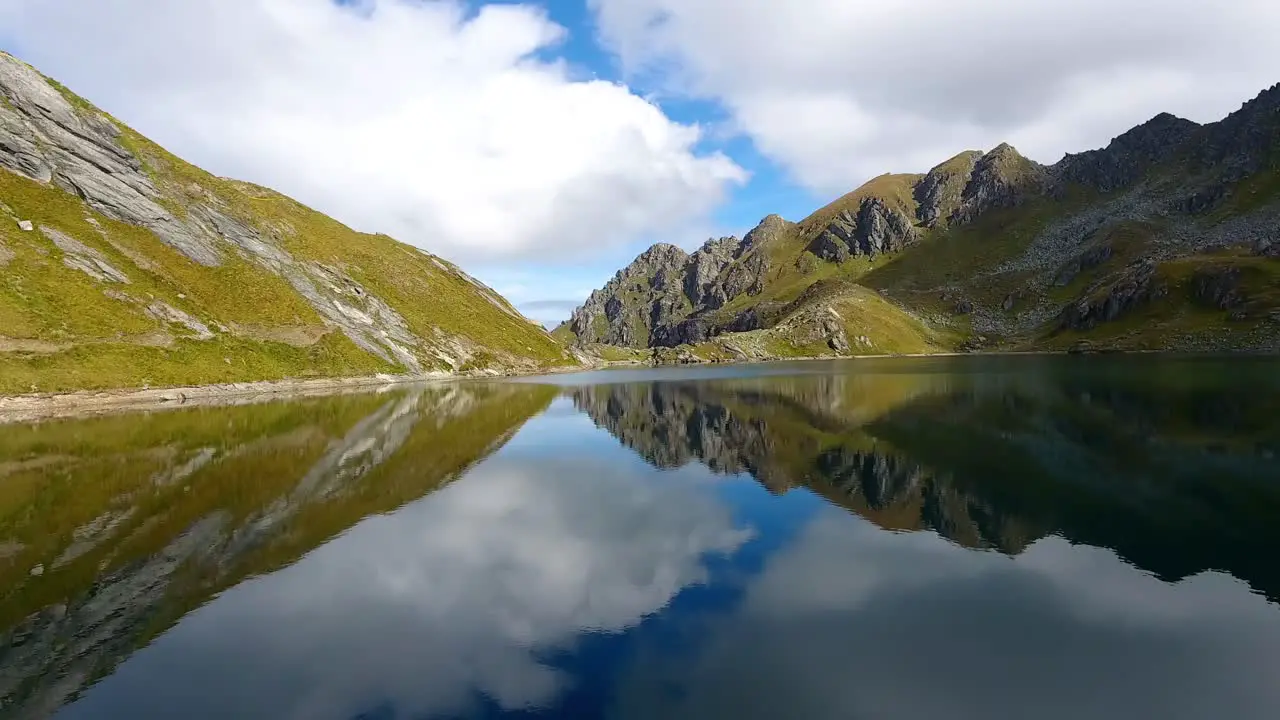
[0,363,589,424]
[2,349,1272,424]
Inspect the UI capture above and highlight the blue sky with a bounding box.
[4,0,1280,327]
[458,0,825,326]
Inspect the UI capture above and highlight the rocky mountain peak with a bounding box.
[914,150,983,226]
[1053,112,1200,193]
[742,213,793,250]
[948,143,1048,224]
[629,242,689,270]
[809,194,920,262]
[1192,81,1280,183]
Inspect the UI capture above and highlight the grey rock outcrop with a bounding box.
[810,198,920,260]
[0,52,222,266]
[144,301,215,340]
[567,215,791,349]
[568,243,691,347]
[1052,242,1114,287]
[949,144,1048,225]
[684,235,743,310]
[1057,260,1167,331]
[914,151,982,226]
[1054,113,1200,194]
[1190,266,1244,309]
[1193,82,1280,180]
[742,213,791,250]
[40,225,130,283]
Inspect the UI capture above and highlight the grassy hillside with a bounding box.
[0,52,576,394]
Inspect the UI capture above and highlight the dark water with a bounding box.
[2,355,1280,719]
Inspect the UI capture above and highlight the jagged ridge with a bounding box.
[566,79,1280,358]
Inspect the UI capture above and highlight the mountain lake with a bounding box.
[2,354,1279,719]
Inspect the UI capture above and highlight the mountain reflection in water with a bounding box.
[1,356,1278,719]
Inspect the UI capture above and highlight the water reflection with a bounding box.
[0,356,1277,719]
[1,383,557,717]
[573,358,1280,601]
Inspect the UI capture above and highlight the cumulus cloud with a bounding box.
[63,454,750,720]
[591,0,1280,194]
[0,0,745,262]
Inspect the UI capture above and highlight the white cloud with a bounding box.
[611,510,1280,720]
[591,0,1280,194]
[64,454,750,720]
[0,0,746,262]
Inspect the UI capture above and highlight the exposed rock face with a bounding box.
[1057,260,1167,331]
[809,198,920,261]
[742,213,791,249]
[914,151,982,226]
[568,242,691,347]
[568,215,792,349]
[1191,267,1244,309]
[1193,82,1280,180]
[0,53,222,266]
[40,225,130,283]
[1055,113,1201,193]
[684,235,744,310]
[949,144,1048,224]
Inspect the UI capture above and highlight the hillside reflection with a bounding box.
[0,383,555,716]
[572,359,1280,601]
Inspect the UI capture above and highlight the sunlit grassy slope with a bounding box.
[1,58,576,394]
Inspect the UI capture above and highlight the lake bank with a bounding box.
[6,348,1276,424]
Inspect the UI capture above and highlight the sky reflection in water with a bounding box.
[5,356,1276,720]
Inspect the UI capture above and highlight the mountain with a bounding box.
[0,52,577,395]
[563,82,1280,360]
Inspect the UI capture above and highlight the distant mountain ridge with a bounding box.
[0,51,577,394]
[563,81,1280,360]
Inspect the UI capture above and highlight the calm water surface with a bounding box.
[2,355,1279,719]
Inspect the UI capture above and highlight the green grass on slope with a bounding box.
[0,171,392,393]
[863,191,1095,302]
[798,173,925,235]
[699,174,923,324]
[118,130,574,371]
[0,72,576,394]
[1040,252,1280,351]
[0,334,391,395]
[549,323,575,345]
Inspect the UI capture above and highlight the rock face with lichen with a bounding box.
[0,51,573,392]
